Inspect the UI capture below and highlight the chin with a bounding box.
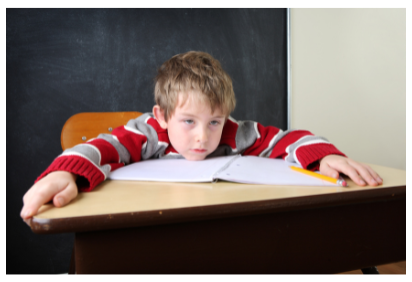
[183,155,207,161]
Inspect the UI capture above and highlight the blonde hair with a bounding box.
[154,51,236,121]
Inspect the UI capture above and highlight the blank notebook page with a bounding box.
[109,155,235,182]
[216,156,336,186]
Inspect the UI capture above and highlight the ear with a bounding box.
[152,105,168,129]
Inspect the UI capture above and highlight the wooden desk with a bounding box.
[30,164,406,274]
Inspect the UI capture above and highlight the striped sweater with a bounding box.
[37,113,345,191]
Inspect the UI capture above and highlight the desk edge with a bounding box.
[30,185,406,234]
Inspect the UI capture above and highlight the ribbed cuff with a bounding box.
[296,143,346,171]
[36,155,105,192]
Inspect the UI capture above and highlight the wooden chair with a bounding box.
[61,112,142,150]
[61,111,142,274]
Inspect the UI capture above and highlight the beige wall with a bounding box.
[291,8,406,170]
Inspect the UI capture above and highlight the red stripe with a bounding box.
[147,116,169,144]
[243,124,282,156]
[87,138,120,165]
[295,143,346,170]
[109,162,125,171]
[165,145,179,154]
[36,155,105,192]
[269,130,314,159]
[112,126,147,163]
[220,119,238,150]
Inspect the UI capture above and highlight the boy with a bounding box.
[21,51,382,221]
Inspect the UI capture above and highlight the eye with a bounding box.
[210,120,220,126]
[184,119,194,125]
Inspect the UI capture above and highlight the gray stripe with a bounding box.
[126,113,168,160]
[234,120,258,153]
[160,153,184,160]
[207,144,238,158]
[64,144,101,166]
[96,134,131,164]
[100,164,112,177]
[259,129,288,157]
[284,135,329,163]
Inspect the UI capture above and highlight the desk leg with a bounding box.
[69,244,76,274]
[361,266,379,274]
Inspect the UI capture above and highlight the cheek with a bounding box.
[209,127,224,146]
[168,125,191,148]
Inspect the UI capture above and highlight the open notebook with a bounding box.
[109,155,339,186]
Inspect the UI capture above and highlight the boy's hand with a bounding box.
[319,155,382,186]
[20,171,78,223]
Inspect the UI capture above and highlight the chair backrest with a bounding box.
[61,112,143,150]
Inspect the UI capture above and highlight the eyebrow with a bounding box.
[179,113,225,119]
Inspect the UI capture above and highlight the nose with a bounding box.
[196,126,208,143]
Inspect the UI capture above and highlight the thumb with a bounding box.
[320,164,340,179]
[52,182,78,208]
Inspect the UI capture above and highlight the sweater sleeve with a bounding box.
[227,117,346,170]
[36,113,169,191]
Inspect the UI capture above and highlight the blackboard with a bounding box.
[6,8,288,273]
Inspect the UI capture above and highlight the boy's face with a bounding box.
[154,91,226,161]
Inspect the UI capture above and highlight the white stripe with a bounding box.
[144,116,151,123]
[165,151,181,156]
[58,152,107,180]
[285,135,313,165]
[259,130,283,157]
[124,125,145,136]
[112,134,120,163]
[158,141,168,148]
[254,122,261,139]
[87,138,96,143]
[284,144,297,165]
[228,116,238,124]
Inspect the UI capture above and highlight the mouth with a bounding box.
[191,148,207,153]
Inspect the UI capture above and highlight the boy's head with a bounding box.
[153,51,236,160]
[154,51,236,121]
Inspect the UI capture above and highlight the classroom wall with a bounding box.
[291,8,406,170]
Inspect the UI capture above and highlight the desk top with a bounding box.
[30,163,406,234]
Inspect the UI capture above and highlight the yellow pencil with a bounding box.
[290,166,347,187]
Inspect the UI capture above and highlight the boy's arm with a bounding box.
[22,113,167,220]
[36,113,166,192]
[228,118,382,186]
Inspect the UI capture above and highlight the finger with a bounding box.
[21,182,47,219]
[320,164,340,179]
[348,162,378,186]
[20,184,59,219]
[53,182,78,208]
[365,165,383,184]
[332,163,366,186]
[348,161,381,186]
[21,190,37,220]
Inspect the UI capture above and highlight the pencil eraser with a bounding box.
[341,180,347,187]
